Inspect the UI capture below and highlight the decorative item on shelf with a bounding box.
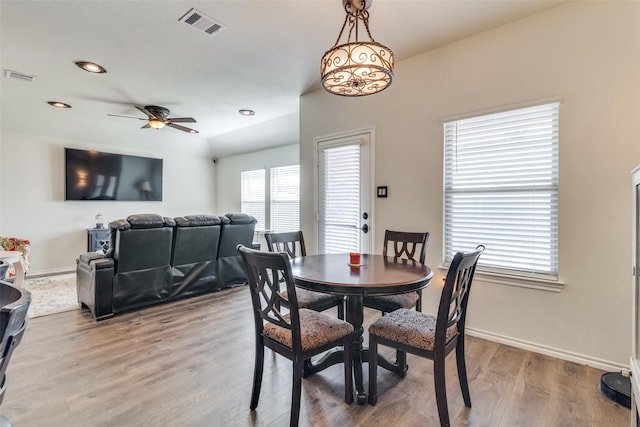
[321,0,394,97]
[95,213,104,229]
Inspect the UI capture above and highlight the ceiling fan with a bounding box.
[108,105,199,134]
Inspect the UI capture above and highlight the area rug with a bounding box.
[19,273,79,318]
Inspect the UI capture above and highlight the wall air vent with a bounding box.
[4,69,35,82]
[179,8,225,36]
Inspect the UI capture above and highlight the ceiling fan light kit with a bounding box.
[321,0,394,97]
[148,119,166,129]
[108,105,199,134]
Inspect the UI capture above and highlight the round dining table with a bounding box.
[290,253,433,404]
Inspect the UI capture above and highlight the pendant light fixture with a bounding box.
[321,0,394,96]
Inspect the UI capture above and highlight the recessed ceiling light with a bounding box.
[47,101,71,108]
[239,109,255,116]
[75,61,107,74]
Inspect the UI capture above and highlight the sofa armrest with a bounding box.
[76,254,114,321]
[78,252,109,265]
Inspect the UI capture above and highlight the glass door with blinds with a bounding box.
[316,132,372,254]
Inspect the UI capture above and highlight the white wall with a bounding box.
[0,131,217,275]
[300,2,640,368]
[215,143,299,215]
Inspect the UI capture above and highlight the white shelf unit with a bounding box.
[631,166,640,425]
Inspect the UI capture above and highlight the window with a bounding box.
[241,169,265,230]
[241,165,300,232]
[443,102,559,279]
[270,165,300,232]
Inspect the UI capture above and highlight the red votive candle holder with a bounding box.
[349,252,361,265]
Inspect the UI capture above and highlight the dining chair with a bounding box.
[363,230,430,314]
[0,280,31,426]
[368,245,484,427]
[237,245,354,427]
[264,231,344,319]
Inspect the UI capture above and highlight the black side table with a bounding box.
[87,228,110,254]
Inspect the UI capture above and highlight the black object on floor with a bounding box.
[600,372,631,408]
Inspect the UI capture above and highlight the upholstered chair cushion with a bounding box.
[361,292,420,313]
[263,308,354,351]
[278,288,342,312]
[368,308,458,351]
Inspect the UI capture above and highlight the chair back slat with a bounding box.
[383,230,429,264]
[238,245,303,350]
[437,245,484,342]
[264,231,306,258]
[254,267,290,328]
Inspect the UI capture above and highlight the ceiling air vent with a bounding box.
[179,8,225,36]
[4,69,35,82]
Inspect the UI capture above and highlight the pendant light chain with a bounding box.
[361,11,375,42]
[332,1,376,47]
[332,14,350,48]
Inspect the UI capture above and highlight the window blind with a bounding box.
[270,165,300,232]
[444,102,559,278]
[241,169,265,231]
[320,144,360,254]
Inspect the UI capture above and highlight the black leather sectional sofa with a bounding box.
[76,213,258,321]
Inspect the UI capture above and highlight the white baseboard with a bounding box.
[466,327,629,373]
[27,266,76,278]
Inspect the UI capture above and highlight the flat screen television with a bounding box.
[65,148,163,201]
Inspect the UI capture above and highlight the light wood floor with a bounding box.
[1,286,629,426]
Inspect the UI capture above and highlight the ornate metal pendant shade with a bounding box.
[321,0,394,96]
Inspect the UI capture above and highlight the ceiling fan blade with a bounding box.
[167,122,199,134]
[168,117,197,123]
[141,124,151,129]
[107,113,147,120]
[135,105,155,118]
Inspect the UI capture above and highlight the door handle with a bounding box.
[361,224,369,234]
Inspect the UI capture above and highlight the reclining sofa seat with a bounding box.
[111,214,175,314]
[76,214,175,320]
[217,213,259,287]
[171,214,221,297]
